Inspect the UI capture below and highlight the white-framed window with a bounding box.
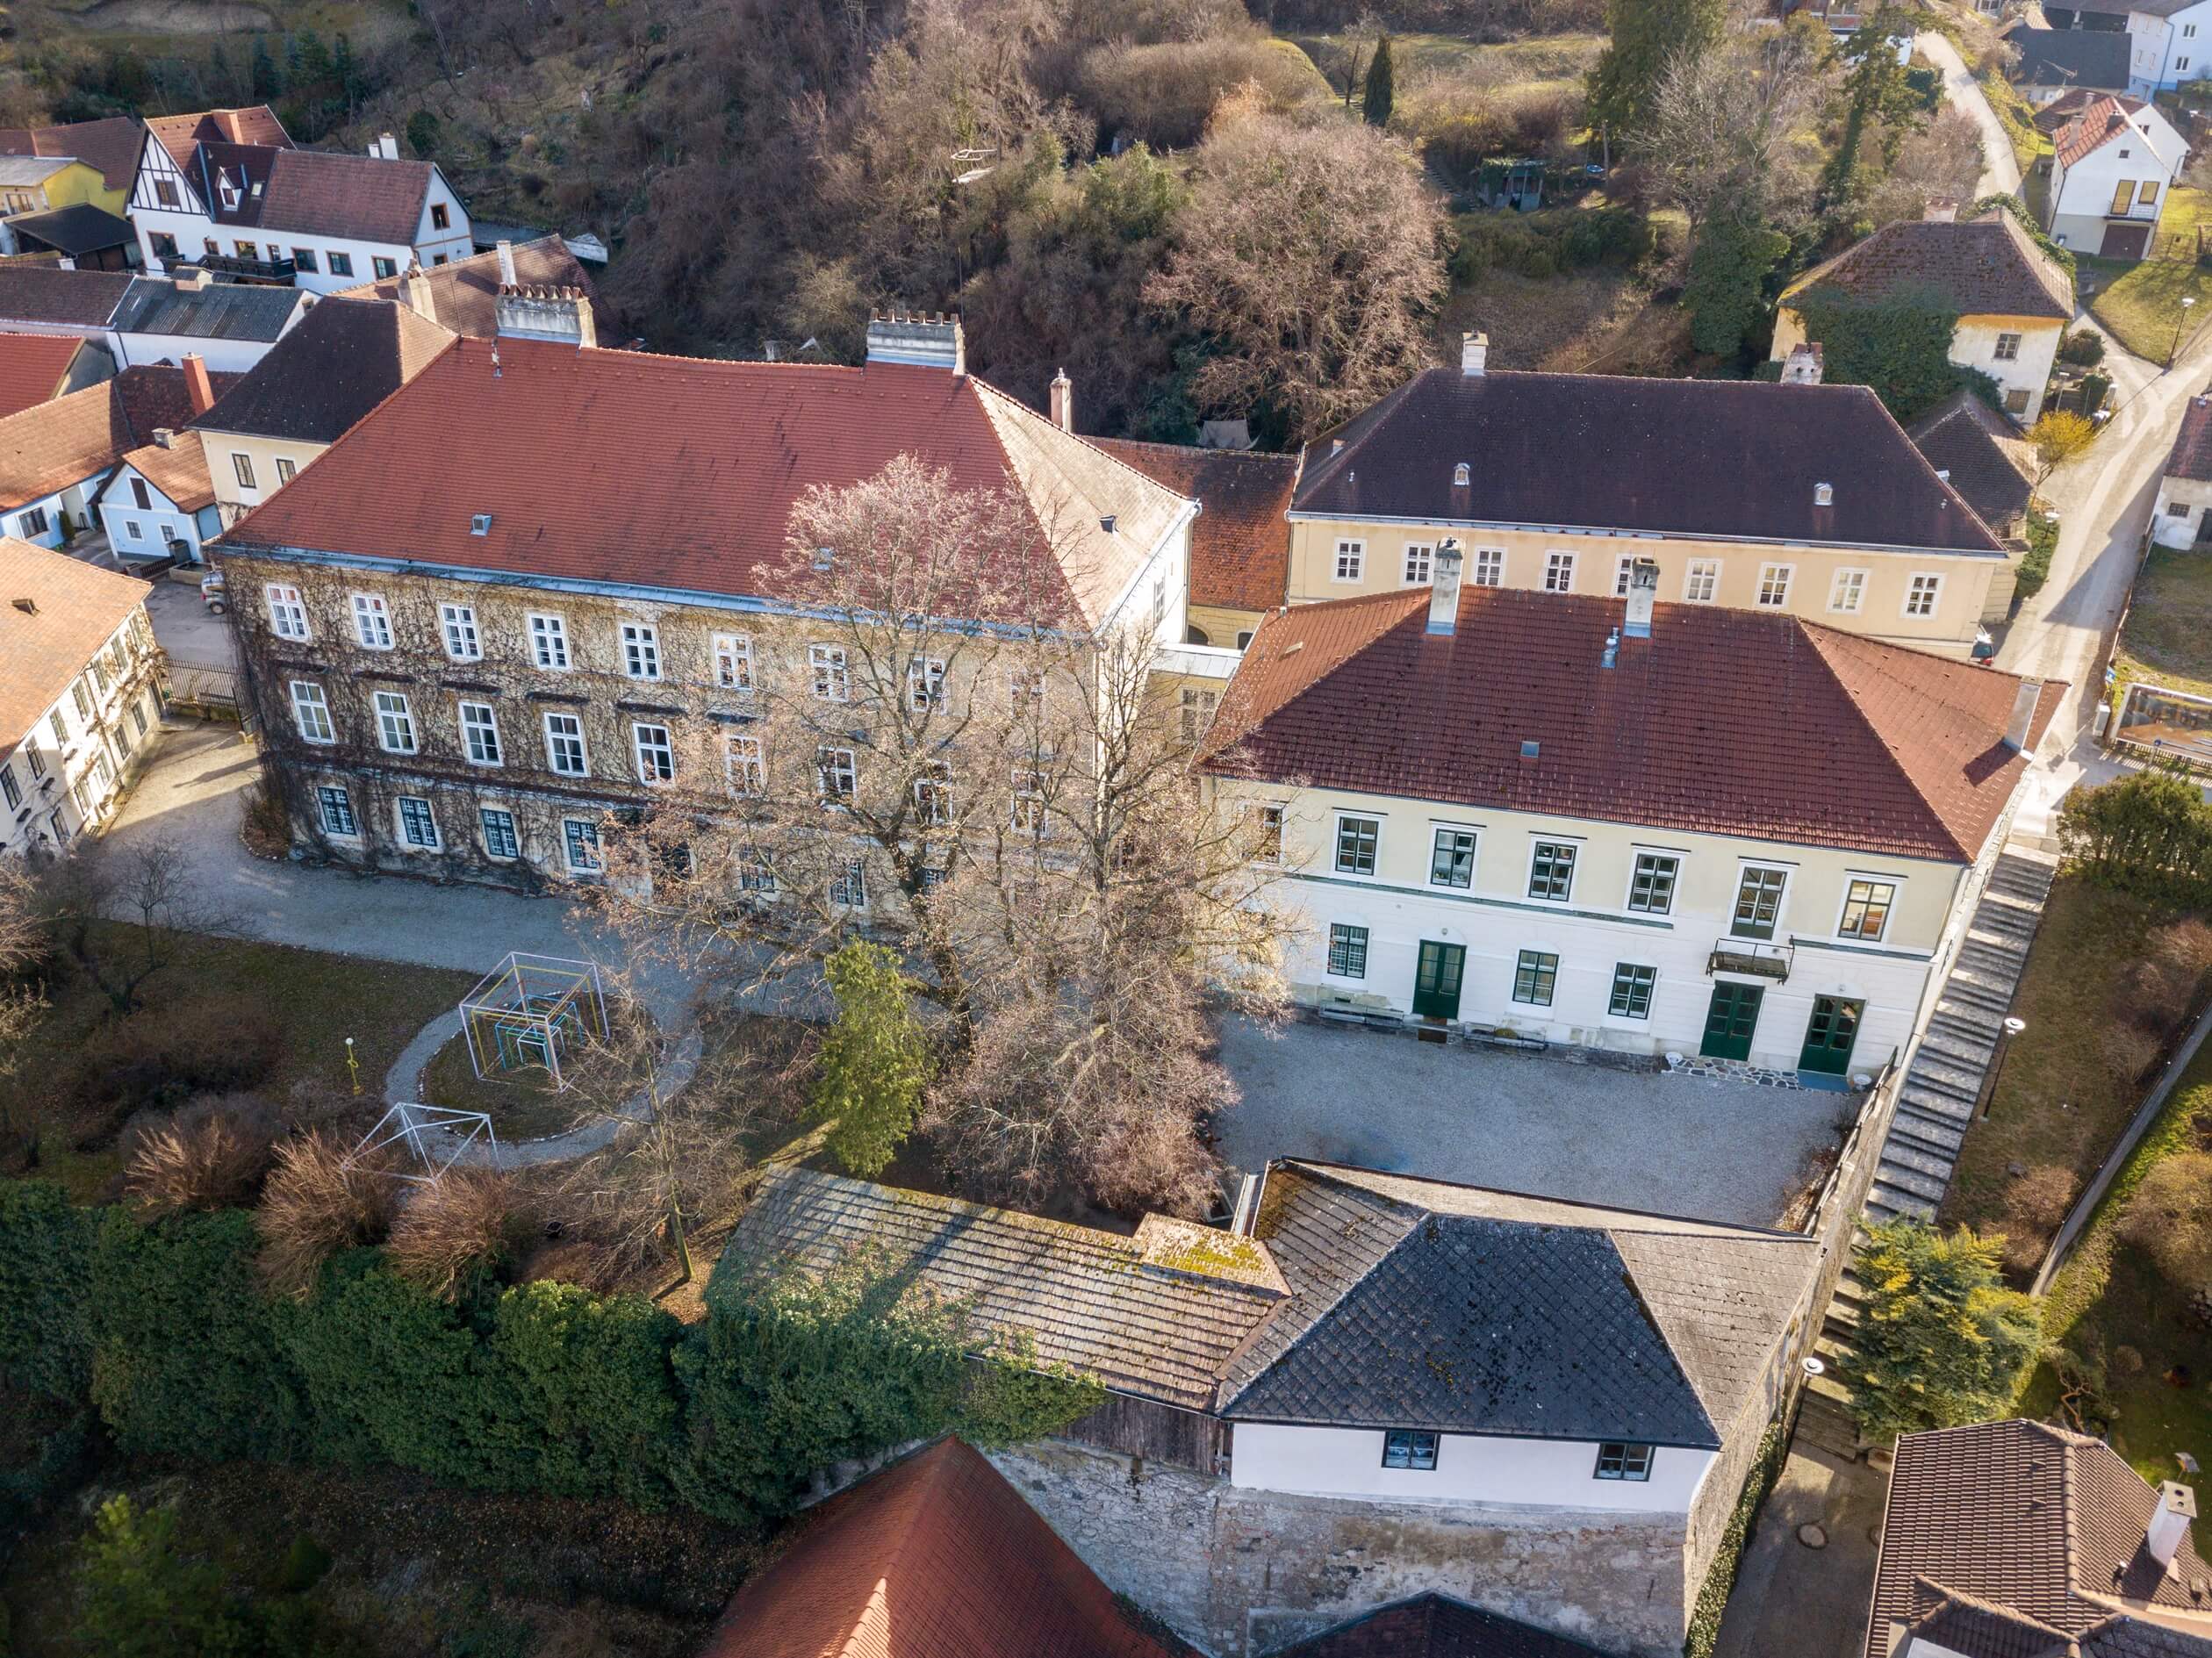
[908,657,945,712]
[726,732,765,795]
[396,795,440,850]
[1012,764,1046,832]
[1828,568,1867,614]
[373,691,417,754]
[439,602,481,662]
[1404,542,1434,585]
[1614,555,1637,597]
[830,858,867,908]
[633,721,675,784]
[1334,814,1381,877]
[528,613,571,671]
[542,711,588,776]
[1333,539,1365,582]
[1684,560,1719,603]
[1903,572,1943,618]
[1756,563,1792,608]
[1470,547,1505,588]
[1181,687,1218,743]
[123,520,142,543]
[621,621,661,680]
[1326,923,1369,979]
[818,744,858,801]
[480,807,521,859]
[1730,864,1791,940]
[289,680,334,744]
[810,643,850,702]
[1544,551,1576,592]
[563,818,602,874]
[1837,876,1899,942]
[265,583,310,641]
[316,786,357,837]
[350,592,393,650]
[457,700,501,766]
[914,761,952,825]
[713,632,753,692]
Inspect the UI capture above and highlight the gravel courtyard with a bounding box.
[1213,1016,1853,1229]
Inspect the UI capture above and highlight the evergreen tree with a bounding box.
[1362,35,1396,128]
[1820,11,1926,207]
[333,32,362,111]
[1838,1219,2042,1445]
[1588,0,1728,146]
[250,37,282,100]
[811,942,932,1179]
[1681,215,1790,358]
[70,1497,256,1658]
[406,109,442,160]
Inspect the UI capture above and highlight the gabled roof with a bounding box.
[0,266,133,327]
[1266,1592,1623,1657]
[144,106,291,169]
[219,338,1195,630]
[700,1439,1182,1658]
[1199,585,2065,863]
[1217,1163,1816,1446]
[1784,215,2075,321]
[189,140,280,226]
[193,296,454,444]
[0,156,75,188]
[0,362,241,512]
[335,235,594,337]
[2167,395,2212,484]
[0,333,97,420]
[255,147,440,246]
[2009,25,2131,91]
[109,275,308,344]
[0,536,148,745]
[1909,390,2037,533]
[2037,85,2106,136]
[0,116,146,193]
[114,429,215,513]
[4,203,135,258]
[1095,437,1298,614]
[1292,369,2005,555]
[1867,1420,2212,1658]
[2055,95,2176,169]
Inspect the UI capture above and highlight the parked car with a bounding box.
[199,571,226,614]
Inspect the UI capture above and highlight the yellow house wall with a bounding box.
[6,159,109,214]
[203,432,332,527]
[1189,601,1269,648]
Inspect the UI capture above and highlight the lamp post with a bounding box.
[2173,295,2198,369]
[344,1035,360,1096]
[1978,1016,2029,1120]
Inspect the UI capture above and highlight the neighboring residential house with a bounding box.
[1286,337,2014,655]
[1908,391,2039,542]
[193,295,455,528]
[336,234,596,337]
[131,124,472,294]
[0,358,233,549]
[0,116,147,217]
[2006,21,2134,101]
[0,265,132,341]
[700,1437,1188,1658]
[2043,0,2212,95]
[2,203,138,270]
[2046,93,2188,258]
[0,331,112,418]
[95,427,220,565]
[1773,212,2076,421]
[0,155,108,220]
[104,267,311,373]
[1196,562,2062,1076]
[1865,1419,2212,1658]
[0,536,165,859]
[734,1158,1819,1658]
[2154,391,2212,544]
[210,310,1199,881]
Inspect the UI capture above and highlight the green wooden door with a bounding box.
[1413,940,1466,1020]
[1701,982,1763,1061]
[1799,996,1864,1075]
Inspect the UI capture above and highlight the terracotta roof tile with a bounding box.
[0,364,240,512]
[144,106,291,169]
[117,429,215,513]
[0,115,146,193]
[2166,395,2212,484]
[1267,1591,1624,1656]
[255,147,435,246]
[1094,439,1298,614]
[0,333,96,420]
[1200,586,2063,863]
[1785,215,2074,320]
[0,537,149,743]
[335,236,596,337]
[701,1439,1181,1658]
[2055,96,2165,169]
[0,266,133,327]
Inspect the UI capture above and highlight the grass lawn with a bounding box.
[1979,69,2052,176]
[2081,253,2212,363]
[2155,185,2212,260]
[415,999,660,1143]
[2114,546,2212,702]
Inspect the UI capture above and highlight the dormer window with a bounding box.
[470,513,492,536]
[1453,462,1470,486]
[1814,482,1834,506]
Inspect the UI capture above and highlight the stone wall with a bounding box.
[987,1439,1691,1658]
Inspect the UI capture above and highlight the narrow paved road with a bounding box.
[1918,31,2021,198]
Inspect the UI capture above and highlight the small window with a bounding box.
[431,202,450,230]
[1334,815,1380,876]
[543,712,588,776]
[1627,852,1677,915]
[1012,764,1047,832]
[440,602,481,661]
[1181,687,1218,743]
[1512,950,1558,1006]
[913,761,953,825]
[372,255,399,280]
[1236,629,1256,650]
[830,858,868,908]
[1732,866,1789,940]
[1453,462,1470,486]
[621,621,662,681]
[234,239,257,259]
[154,178,181,208]
[1470,548,1505,588]
[71,681,90,721]
[1683,560,1719,603]
[1404,542,1434,585]
[727,733,765,795]
[1430,827,1476,889]
[0,766,18,811]
[1250,803,1284,864]
[1543,551,1576,592]
[131,477,151,512]
[290,681,334,744]
[350,592,393,650]
[714,632,754,692]
[274,456,297,485]
[396,796,439,849]
[374,691,417,754]
[264,585,310,641]
[633,721,675,784]
[2004,388,2031,415]
[232,452,257,491]
[738,852,778,895]
[23,743,42,779]
[122,520,143,543]
[149,230,180,258]
[1756,564,1792,608]
[1613,555,1636,598]
[1382,1430,1439,1471]
[1993,332,2022,362]
[817,744,858,801]
[2172,499,2195,520]
[48,709,67,745]
[480,807,520,859]
[563,818,602,874]
[908,657,946,712]
[2142,180,2161,205]
[327,251,354,277]
[528,613,570,670]
[1333,539,1365,581]
[16,507,48,539]
[1903,573,1943,619]
[1608,963,1656,1020]
[1596,1442,1654,1482]
[1839,878,1897,942]
[458,700,501,766]
[317,786,357,836]
[1527,840,1576,901]
[291,248,317,274]
[1828,569,1867,614]
[1327,923,1369,979]
[810,643,850,702]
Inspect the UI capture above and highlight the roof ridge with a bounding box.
[1285,1156,1813,1238]
[971,376,1199,507]
[1597,1230,1722,1445]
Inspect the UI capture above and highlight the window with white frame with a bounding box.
[818,745,857,801]
[290,681,334,744]
[1993,333,2022,362]
[316,786,357,836]
[1181,687,1218,743]
[457,700,501,765]
[543,712,588,776]
[1756,563,1792,607]
[1012,764,1046,831]
[914,761,952,825]
[737,851,777,895]
[1326,923,1368,978]
[1627,851,1678,915]
[908,657,945,712]
[1404,542,1433,585]
[1838,877,1898,942]
[830,858,868,908]
[440,603,481,661]
[396,795,439,849]
[1334,815,1380,876]
[1679,556,1719,599]
[1614,555,1637,597]
[350,592,393,649]
[1470,547,1505,587]
[563,818,602,873]
[727,733,765,794]
[621,621,661,680]
[633,721,675,783]
[1333,539,1365,581]
[123,520,142,543]
[480,807,521,859]
[1544,551,1576,592]
[1903,572,1943,618]
[1828,568,1867,614]
[809,643,850,702]
[528,613,571,670]
[265,584,309,641]
[373,691,416,754]
[713,633,754,692]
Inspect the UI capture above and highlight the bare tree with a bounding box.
[35,839,237,1017]
[1642,26,1833,236]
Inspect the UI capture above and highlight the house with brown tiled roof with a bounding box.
[334,234,596,338]
[0,331,111,418]
[1774,210,2076,421]
[1093,433,1300,650]
[2046,94,2187,259]
[1909,390,2039,542]
[1196,557,2062,1073]
[91,426,221,565]
[0,116,147,216]
[2156,391,2212,545]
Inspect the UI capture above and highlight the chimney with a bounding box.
[1462,331,1489,377]
[2151,1482,2198,1569]
[1625,556,1658,637]
[1923,197,1960,222]
[495,239,518,288]
[368,132,399,160]
[2003,678,2045,751]
[1782,341,1825,385]
[1601,626,1620,670]
[1426,538,1465,636]
[400,262,436,322]
[181,353,214,417]
[1050,366,1073,432]
[494,284,596,348]
[865,312,965,374]
[152,427,175,449]
[172,265,211,292]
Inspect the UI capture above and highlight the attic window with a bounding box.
[469,513,493,536]
[813,546,835,571]
[1813,482,1835,507]
[1453,463,1470,487]
[1519,739,1540,758]
[1101,513,1117,534]
[10,598,33,615]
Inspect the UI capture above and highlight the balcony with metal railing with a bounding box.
[1708,936,1795,981]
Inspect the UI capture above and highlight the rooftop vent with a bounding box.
[494,284,596,349]
[1519,739,1540,759]
[1101,513,1117,534]
[1814,481,1835,507]
[469,513,492,536]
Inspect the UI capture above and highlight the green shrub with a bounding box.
[2059,328,2107,367]
[1786,282,1994,423]
[2016,509,2058,599]
[0,1181,95,1400]
[270,1534,331,1594]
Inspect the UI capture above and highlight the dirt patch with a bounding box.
[64,0,276,31]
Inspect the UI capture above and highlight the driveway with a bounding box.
[1918,32,2019,199]
[1214,1018,1852,1228]
[142,576,239,705]
[1711,1446,1888,1658]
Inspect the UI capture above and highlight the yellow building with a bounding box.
[0,157,106,218]
[0,115,142,217]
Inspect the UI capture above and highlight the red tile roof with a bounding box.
[1200,586,2065,863]
[2054,95,2158,169]
[219,338,1194,629]
[0,116,146,193]
[0,364,241,512]
[1786,216,2073,320]
[1094,438,1297,614]
[144,106,291,169]
[2167,395,2212,484]
[0,537,149,746]
[0,333,96,420]
[700,1438,1181,1658]
[335,236,596,338]
[256,147,435,247]
[117,429,216,513]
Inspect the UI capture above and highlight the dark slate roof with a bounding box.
[109,276,307,344]
[190,140,280,227]
[194,297,455,444]
[1785,216,2074,321]
[0,265,131,327]
[1217,1163,1818,1446]
[4,203,135,258]
[1265,1593,1624,1657]
[2010,25,2131,90]
[1292,369,2005,554]
[1909,391,2036,534]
